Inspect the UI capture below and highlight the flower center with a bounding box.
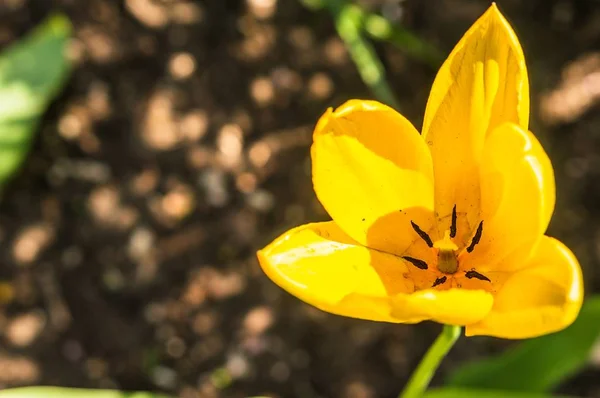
[401,205,490,289]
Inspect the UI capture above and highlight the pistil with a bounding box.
[434,230,459,274]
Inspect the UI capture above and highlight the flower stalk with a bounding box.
[400,325,462,398]
[325,0,400,109]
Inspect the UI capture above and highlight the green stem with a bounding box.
[400,325,462,398]
[301,0,443,68]
[326,0,401,109]
[362,12,443,68]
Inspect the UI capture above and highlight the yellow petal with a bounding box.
[422,4,529,231]
[258,222,493,324]
[312,99,435,256]
[461,123,555,272]
[257,221,414,322]
[466,237,583,338]
[391,288,493,325]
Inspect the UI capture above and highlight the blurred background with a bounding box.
[0,0,599,397]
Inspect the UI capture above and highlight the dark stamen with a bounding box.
[411,221,433,248]
[432,276,447,287]
[466,221,484,253]
[402,256,428,270]
[450,205,457,238]
[465,270,491,282]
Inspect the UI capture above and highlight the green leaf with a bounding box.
[0,13,72,184]
[362,13,443,67]
[299,0,324,10]
[327,0,400,109]
[448,296,600,392]
[302,0,442,67]
[0,387,172,398]
[423,388,573,398]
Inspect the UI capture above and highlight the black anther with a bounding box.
[402,256,428,270]
[411,221,433,248]
[432,276,447,287]
[466,221,484,253]
[465,270,491,282]
[450,205,457,238]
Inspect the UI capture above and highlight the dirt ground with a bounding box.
[0,0,599,397]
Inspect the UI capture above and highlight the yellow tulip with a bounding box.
[257,4,583,338]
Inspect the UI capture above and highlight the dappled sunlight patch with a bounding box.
[0,355,40,384]
[168,52,197,81]
[250,76,275,107]
[191,311,218,336]
[78,25,120,64]
[235,171,258,194]
[5,311,46,347]
[86,81,112,121]
[87,184,138,229]
[129,168,160,197]
[540,52,600,125]
[160,183,196,222]
[288,26,315,51]
[126,0,169,29]
[197,266,246,301]
[170,2,204,25]
[141,88,180,151]
[179,110,209,142]
[323,37,349,66]
[247,0,278,20]
[147,181,196,227]
[186,145,214,170]
[243,305,274,336]
[126,0,204,29]
[307,72,334,100]
[58,104,90,141]
[216,123,245,170]
[12,223,54,265]
[235,23,277,62]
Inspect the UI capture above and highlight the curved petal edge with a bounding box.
[257,221,415,323]
[465,236,583,338]
[311,99,435,256]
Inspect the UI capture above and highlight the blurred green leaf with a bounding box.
[0,387,172,398]
[362,13,443,67]
[299,0,324,11]
[423,388,572,398]
[326,0,400,108]
[210,366,233,390]
[306,0,442,67]
[0,13,72,184]
[448,296,600,392]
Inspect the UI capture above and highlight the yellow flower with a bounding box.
[257,4,583,338]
